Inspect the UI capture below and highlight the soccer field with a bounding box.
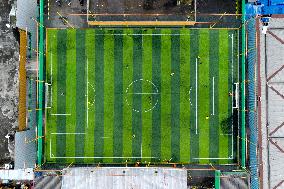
[45,28,239,164]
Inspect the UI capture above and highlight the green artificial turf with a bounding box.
[45,28,239,164]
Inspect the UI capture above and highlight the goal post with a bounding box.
[233,82,239,109]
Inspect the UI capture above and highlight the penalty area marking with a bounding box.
[194,34,237,160]
[49,138,156,159]
[214,33,235,158]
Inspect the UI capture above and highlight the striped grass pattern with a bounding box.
[45,29,239,164]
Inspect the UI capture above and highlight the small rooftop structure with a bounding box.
[0,168,34,181]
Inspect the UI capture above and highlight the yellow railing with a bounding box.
[18,30,27,131]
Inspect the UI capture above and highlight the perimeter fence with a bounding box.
[246,17,259,189]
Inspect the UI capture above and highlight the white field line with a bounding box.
[237,30,240,86]
[91,33,194,36]
[212,77,215,115]
[50,113,71,116]
[86,59,88,128]
[231,33,234,158]
[127,93,160,95]
[193,157,234,160]
[237,29,240,161]
[51,133,86,135]
[50,156,157,159]
[220,133,233,136]
[188,88,192,106]
[45,83,48,108]
[195,58,198,135]
[50,86,52,107]
[231,34,234,113]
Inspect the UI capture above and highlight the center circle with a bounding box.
[125,79,159,113]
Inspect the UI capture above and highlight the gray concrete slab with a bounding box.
[269,138,284,188]
[61,167,187,189]
[45,0,88,28]
[259,17,284,189]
